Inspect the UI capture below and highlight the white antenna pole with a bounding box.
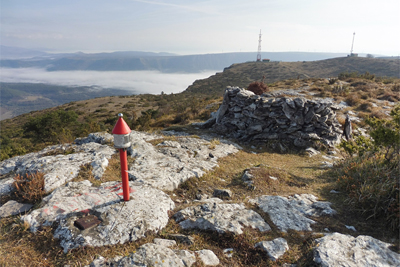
[350,32,355,55]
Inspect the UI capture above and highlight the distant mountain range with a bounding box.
[0,45,369,73]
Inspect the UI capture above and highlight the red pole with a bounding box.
[119,148,130,201]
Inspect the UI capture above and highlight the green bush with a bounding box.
[338,71,359,80]
[23,109,79,143]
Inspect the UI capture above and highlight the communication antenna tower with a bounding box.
[350,32,355,55]
[257,30,262,61]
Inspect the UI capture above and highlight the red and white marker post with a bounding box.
[112,113,132,201]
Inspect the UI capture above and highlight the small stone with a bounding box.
[0,177,14,197]
[153,238,177,248]
[196,249,220,266]
[320,161,333,168]
[305,147,320,157]
[242,170,254,181]
[255,237,289,261]
[213,188,232,199]
[196,194,209,200]
[345,225,357,232]
[223,248,234,258]
[327,150,337,155]
[168,234,195,245]
[173,249,196,267]
[0,200,33,218]
[89,256,106,267]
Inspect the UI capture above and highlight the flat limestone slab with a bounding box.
[174,202,271,234]
[128,133,239,191]
[0,200,33,218]
[21,180,175,252]
[314,233,400,267]
[90,241,222,267]
[250,194,336,232]
[90,242,197,267]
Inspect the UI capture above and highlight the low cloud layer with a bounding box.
[0,68,217,94]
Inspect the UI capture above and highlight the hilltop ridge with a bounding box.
[185,57,400,95]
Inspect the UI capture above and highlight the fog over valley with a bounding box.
[0,68,217,94]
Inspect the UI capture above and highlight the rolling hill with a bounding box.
[184,56,400,95]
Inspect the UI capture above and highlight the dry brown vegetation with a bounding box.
[12,172,46,204]
[247,81,269,95]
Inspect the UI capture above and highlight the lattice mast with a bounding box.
[257,30,262,61]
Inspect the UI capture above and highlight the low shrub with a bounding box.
[247,81,269,95]
[13,172,46,203]
[328,78,338,85]
[332,84,349,96]
[345,94,360,106]
[357,102,373,112]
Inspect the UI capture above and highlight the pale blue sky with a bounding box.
[1,0,399,55]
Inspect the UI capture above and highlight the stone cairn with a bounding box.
[207,86,343,148]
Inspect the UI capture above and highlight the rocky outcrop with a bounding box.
[0,142,115,193]
[250,194,336,232]
[22,180,175,252]
[174,202,271,234]
[314,233,400,267]
[128,134,239,191]
[1,130,398,264]
[208,87,343,148]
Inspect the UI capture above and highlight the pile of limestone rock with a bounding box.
[204,86,343,148]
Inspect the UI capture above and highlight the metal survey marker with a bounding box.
[74,214,102,230]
